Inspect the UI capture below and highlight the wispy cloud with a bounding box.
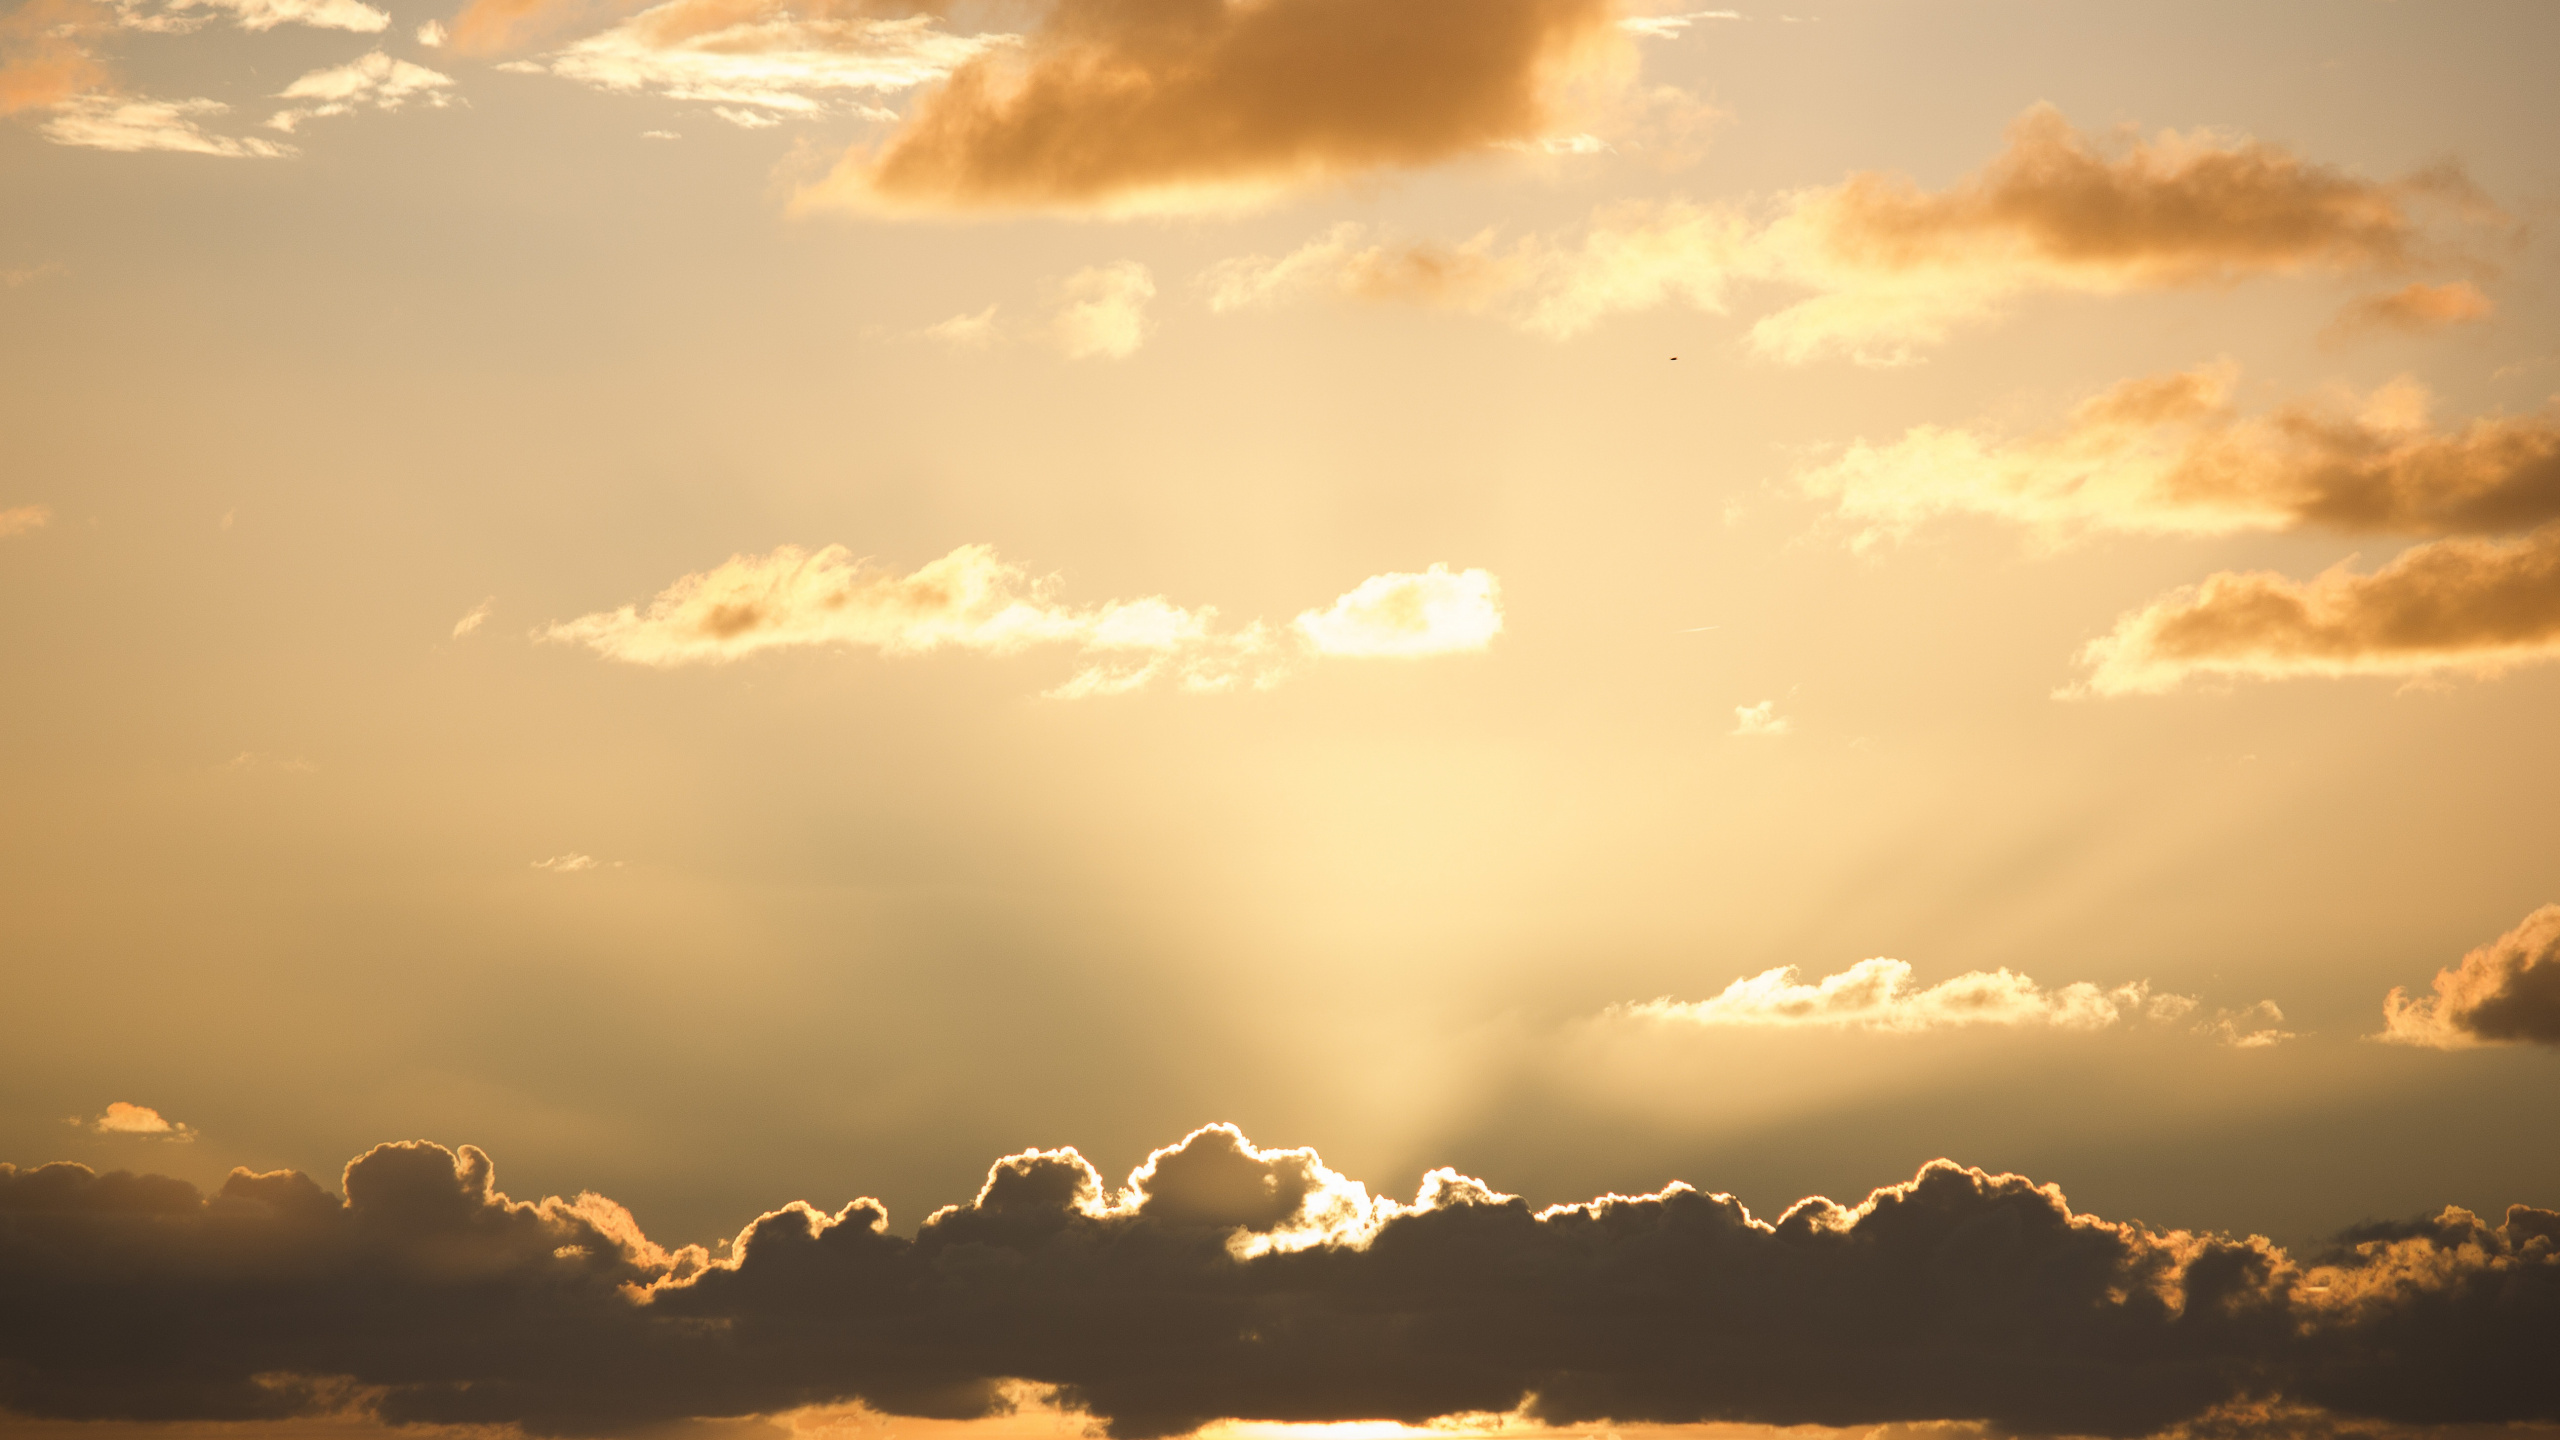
[1729,699,1789,737]
[1048,262,1153,360]
[268,50,453,132]
[2324,280,2495,345]
[0,504,51,537]
[543,543,1500,696]
[532,853,598,872]
[41,94,290,154]
[156,0,389,32]
[452,597,495,638]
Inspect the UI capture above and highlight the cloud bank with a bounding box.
[1206,106,2486,359]
[2381,905,2560,1049]
[3,1124,2555,1437]
[1797,364,2560,548]
[793,0,1625,215]
[543,543,1500,695]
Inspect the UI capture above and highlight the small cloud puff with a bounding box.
[1048,263,1153,360]
[1292,565,1503,658]
[70,1102,198,1140]
[267,50,454,132]
[0,504,50,537]
[2325,280,2495,345]
[1730,700,1788,737]
[2381,905,2560,1049]
[531,853,598,872]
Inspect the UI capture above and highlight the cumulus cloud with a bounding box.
[1796,363,2560,548]
[541,543,1501,696]
[1205,105,2489,359]
[266,50,453,131]
[1622,957,2231,1034]
[1291,564,1502,658]
[1048,262,1153,360]
[68,1102,197,1140]
[2325,280,2495,344]
[2380,905,2560,1049]
[1730,699,1788,737]
[791,0,1625,216]
[1,1125,2552,1436]
[0,505,50,537]
[40,94,289,154]
[2074,521,2560,695]
[518,0,1002,124]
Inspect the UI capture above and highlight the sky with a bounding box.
[4,0,2560,1437]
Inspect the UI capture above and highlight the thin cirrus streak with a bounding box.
[1792,362,2560,548]
[1618,956,2292,1046]
[2380,904,2560,1049]
[789,0,1628,216]
[1,1122,2553,1437]
[2071,521,2560,695]
[1203,105,2494,361]
[541,543,1502,695]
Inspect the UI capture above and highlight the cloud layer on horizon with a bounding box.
[543,543,1502,695]
[2,1123,2555,1438]
[1204,105,2485,360]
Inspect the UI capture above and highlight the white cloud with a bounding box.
[1731,700,1789,737]
[161,0,388,31]
[0,505,51,537]
[544,544,1503,697]
[1625,958,2218,1034]
[73,1102,198,1140]
[415,16,444,44]
[268,51,454,131]
[532,853,598,872]
[452,598,494,638]
[1292,565,1503,658]
[1618,9,1741,38]
[42,96,291,156]
[922,304,998,348]
[532,0,1003,122]
[1049,262,1154,360]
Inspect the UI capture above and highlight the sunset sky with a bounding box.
[4,1,2559,1437]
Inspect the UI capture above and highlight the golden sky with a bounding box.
[4,2,2560,1438]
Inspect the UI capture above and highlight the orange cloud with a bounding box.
[0,504,51,537]
[1207,106,2489,358]
[72,1101,199,1140]
[1616,957,2292,1045]
[0,0,110,115]
[1797,363,2560,546]
[2325,279,2495,344]
[794,0,1625,216]
[2381,905,2560,1049]
[2075,521,2560,694]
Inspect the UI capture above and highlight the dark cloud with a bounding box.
[3,1124,2557,1437]
[2382,904,2560,1048]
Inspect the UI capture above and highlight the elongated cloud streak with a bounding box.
[39,93,289,154]
[2075,521,2560,694]
[2381,905,2560,1049]
[543,544,1499,694]
[0,505,50,537]
[519,0,1005,122]
[1624,957,2227,1035]
[68,1102,197,1140]
[1207,106,2488,359]
[2325,280,2494,343]
[3,1124,2554,1436]
[1796,363,2560,547]
[793,0,1625,215]
[268,50,453,131]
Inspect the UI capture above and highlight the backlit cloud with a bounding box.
[1206,106,2487,359]
[1795,363,2560,548]
[1048,261,1153,360]
[0,504,50,537]
[2074,522,2560,695]
[68,1101,198,1140]
[2380,905,2560,1049]
[791,0,1626,216]
[1623,957,2220,1034]
[544,543,1501,695]
[518,0,1002,123]
[1,1126,2550,1436]
[267,50,453,131]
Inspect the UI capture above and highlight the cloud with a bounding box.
[2,1126,2554,1437]
[1048,262,1153,360]
[2380,905,2560,1049]
[40,94,290,154]
[541,543,1501,696]
[161,0,390,31]
[2325,280,2495,344]
[1291,564,1502,657]
[266,50,454,131]
[69,1102,198,1141]
[415,16,444,44]
[1730,699,1788,737]
[0,505,50,537]
[452,598,494,638]
[1795,363,2560,548]
[531,853,597,872]
[0,0,110,115]
[2074,521,2560,695]
[790,0,1625,216]
[1621,957,2232,1034]
[921,303,997,347]
[1617,9,1740,39]
[1204,105,2489,359]
[519,0,1002,123]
